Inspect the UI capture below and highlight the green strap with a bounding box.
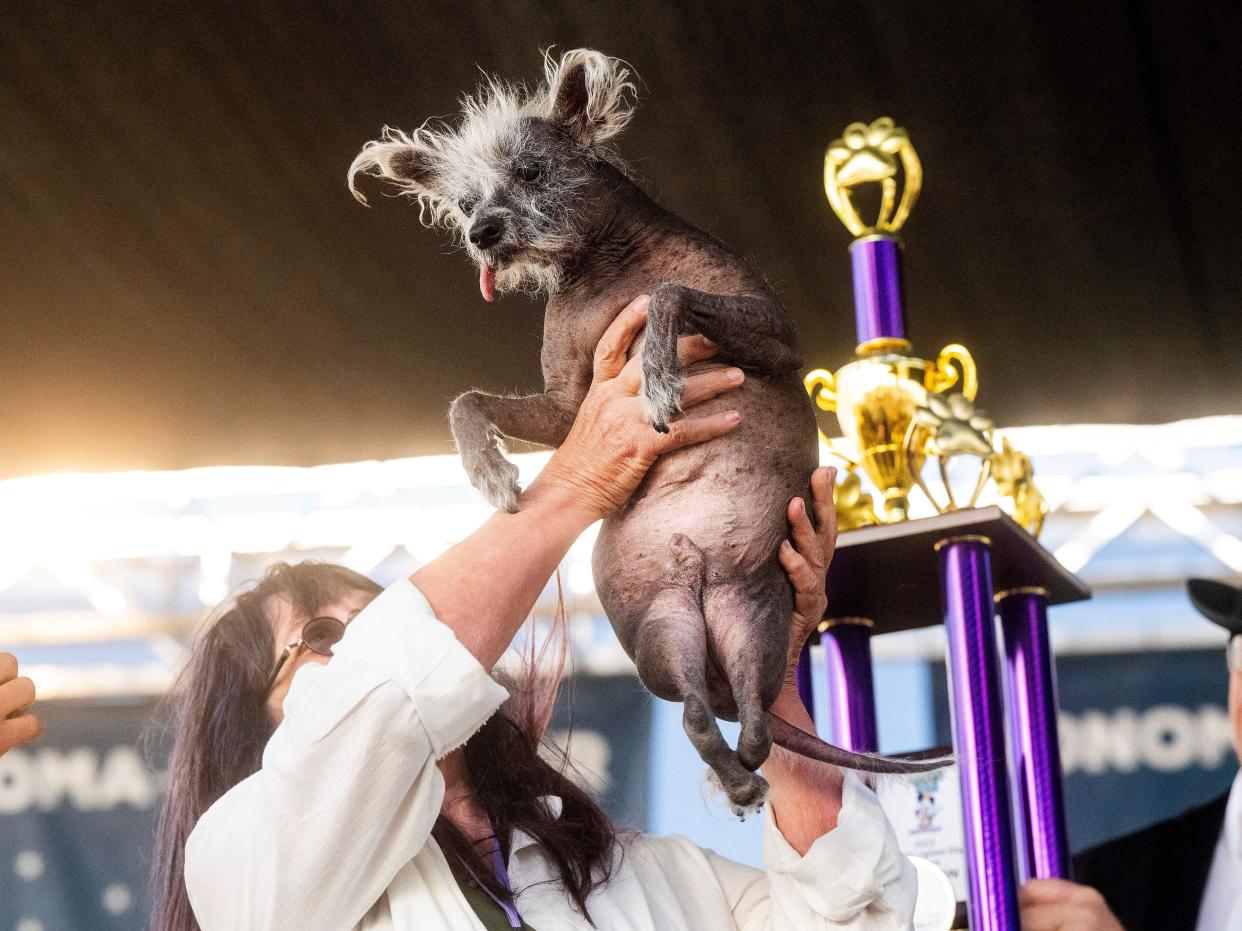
[458,879,538,931]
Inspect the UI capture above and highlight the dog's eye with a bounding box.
[516,160,544,183]
[459,197,477,215]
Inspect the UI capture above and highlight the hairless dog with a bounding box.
[351,49,945,815]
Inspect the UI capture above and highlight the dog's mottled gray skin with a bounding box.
[351,49,944,814]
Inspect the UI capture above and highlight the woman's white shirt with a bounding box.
[184,579,917,930]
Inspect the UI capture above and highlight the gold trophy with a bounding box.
[804,118,1046,536]
[802,120,1078,931]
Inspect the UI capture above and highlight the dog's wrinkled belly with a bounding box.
[592,373,817,714]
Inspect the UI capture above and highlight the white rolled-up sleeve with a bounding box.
[183,579,510,931]
[705,773,917,930]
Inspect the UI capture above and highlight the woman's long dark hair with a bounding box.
[149,561,617,930]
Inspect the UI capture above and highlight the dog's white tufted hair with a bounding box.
[539,47,637,145]
[347,50,638,296]
[347,75,527,230]
[348,49,635,220]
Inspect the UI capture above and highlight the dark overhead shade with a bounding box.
[2,1,1240,477]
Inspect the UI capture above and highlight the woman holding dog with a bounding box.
[150,297,916,930]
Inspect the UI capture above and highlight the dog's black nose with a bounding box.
[469,215,505,249]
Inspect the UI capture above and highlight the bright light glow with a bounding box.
[341,542,395,575]
[1210,536,1242,573]
[0,415,1237,655]
[1150,501,1209,537]
[1142,444,1186,471]
[89,585,127,617]
[1051,500,1147,572]
[405,536,452,567]
[567,561,596,596]
[1206,469,1242,504]
[16,663,174,700]
[1147,501,1242,574]
[196,546,233,605]
[989,415,1242,456]
[197,577,230,607]
[1053,542,1093,574]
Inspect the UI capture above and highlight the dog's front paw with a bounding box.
[640,366,684,434]
[464,445,521,512]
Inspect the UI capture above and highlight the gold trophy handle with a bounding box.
[803,369,860,466]
[928,344,978,400]
[804,368,838,412]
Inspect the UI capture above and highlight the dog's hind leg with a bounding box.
[634,536,769,817]
[703,583,789,774]
[638,598,770,817]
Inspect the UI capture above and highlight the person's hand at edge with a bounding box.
[1020,878,1126,931]
[0,652,43,757]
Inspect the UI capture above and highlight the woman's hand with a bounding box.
[531,294,745,522]
[0,652,42,757]
[778,466,838,684]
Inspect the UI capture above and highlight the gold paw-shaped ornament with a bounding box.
[906,392,995,513]
[916,392,995,458]
[824,117,923,237]
[809,116,1047,537]
[906,394,1049,537]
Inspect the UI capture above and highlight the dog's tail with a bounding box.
[767,712,954,774]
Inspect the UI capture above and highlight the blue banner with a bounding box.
[0,699,162,930]
[933,647,1237,852]
[0,676,650,930]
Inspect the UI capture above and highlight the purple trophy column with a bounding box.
[795,636,816,717]
[819,618,879,752]
[937,535,1020,931]
[998,587,1072,880]
[849,236,907,344]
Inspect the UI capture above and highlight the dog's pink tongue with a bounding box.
[479,262,496,303]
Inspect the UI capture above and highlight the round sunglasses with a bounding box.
[264,614,349,694]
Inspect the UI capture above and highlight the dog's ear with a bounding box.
[348,129,444,205]
[543,48,636,147]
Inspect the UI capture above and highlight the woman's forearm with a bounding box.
[763,468,844,855]
[763,683,846,855]
[410,477,595,671]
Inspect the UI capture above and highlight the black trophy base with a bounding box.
[824,505,1090,636]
